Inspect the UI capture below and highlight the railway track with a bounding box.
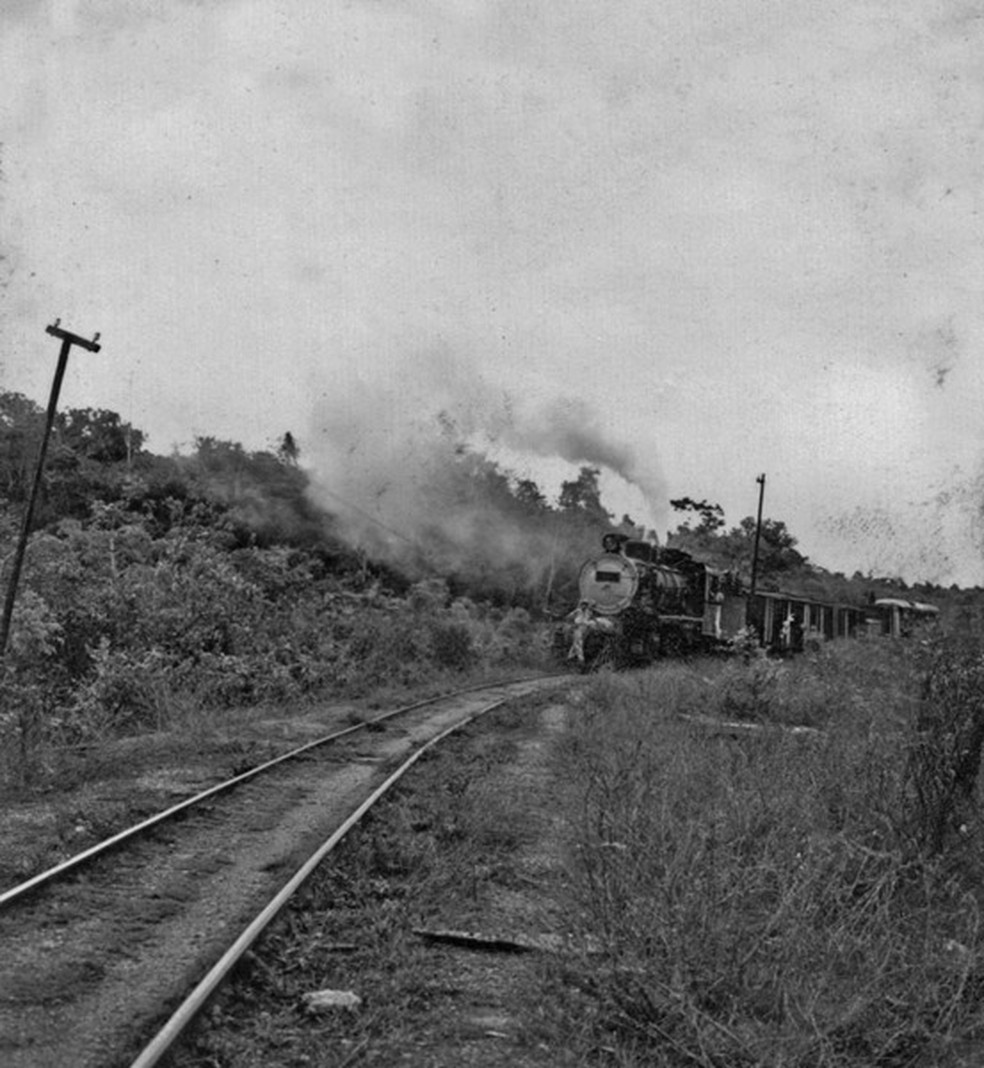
[0,675,571,1068]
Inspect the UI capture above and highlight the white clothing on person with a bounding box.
[568,602,614,663]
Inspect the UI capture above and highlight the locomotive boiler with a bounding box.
[564,533,742,668]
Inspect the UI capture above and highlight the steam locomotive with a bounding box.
[561,532,939,669]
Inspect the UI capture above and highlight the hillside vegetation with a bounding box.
[0,392,627,785]
[1,389,979,787]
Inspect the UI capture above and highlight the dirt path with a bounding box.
[173,691,583,1067]
[0,680,570,1067]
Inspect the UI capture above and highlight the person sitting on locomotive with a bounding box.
[567,600,614,663]
[601,532,629,554]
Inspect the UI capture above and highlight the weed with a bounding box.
[905,637,984,856]
[547,647,984,1066]
[176,704,556,1067]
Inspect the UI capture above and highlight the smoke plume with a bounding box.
[304,350,666,588]
[493,396,665,507]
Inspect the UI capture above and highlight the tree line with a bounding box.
[0,389,965,700]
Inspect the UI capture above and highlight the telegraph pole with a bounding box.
[749,473,766,598]
[0,321,102,663]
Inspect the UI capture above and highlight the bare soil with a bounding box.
[0,677,571,1067]
[0,697,366,892]
[172,693,584,1067]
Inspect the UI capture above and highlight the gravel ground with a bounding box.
[172,692,584,1067]
[0,678,572,1068]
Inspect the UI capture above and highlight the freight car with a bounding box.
[560,532,938,669]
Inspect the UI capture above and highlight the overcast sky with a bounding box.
[3,1,984,585]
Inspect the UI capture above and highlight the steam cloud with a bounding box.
[304,350,666,585]
[497,397,665,508]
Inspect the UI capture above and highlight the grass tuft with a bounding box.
[548,641,984,1066]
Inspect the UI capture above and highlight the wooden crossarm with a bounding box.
[45,318,101,352]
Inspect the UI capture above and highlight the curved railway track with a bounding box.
[0,674,572,1068]
[0,675,560,911]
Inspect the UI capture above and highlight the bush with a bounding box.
[0,500,556,767]
[427,621,475,670]
[905,637,984,855]
[552,649,984,1066]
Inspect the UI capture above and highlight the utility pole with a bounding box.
[0,321,102,663]
[749,473,766,598]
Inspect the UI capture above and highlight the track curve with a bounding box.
[0,675,571,1068]
[0,674,563,911]
[130,705,501,1068]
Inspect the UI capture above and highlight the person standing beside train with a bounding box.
[707,574,725,639]
[566,600,615,663]
[567,600,595,663]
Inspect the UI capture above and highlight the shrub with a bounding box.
[0,498,556,769]
[552,649,984,1066]
[427,621,475,670]
[905,637,984,855]
[3,588,63,675]
[67,641,176,735]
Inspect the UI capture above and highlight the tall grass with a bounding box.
[0,577,552,791]
[553,642,984,1066]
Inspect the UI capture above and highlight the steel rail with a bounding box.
[129,697,508,1068]
[0,674,559,910]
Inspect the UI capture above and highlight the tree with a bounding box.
[558,467,611,526]
[514,478,547,513]
[0,394,152,526]
[0,392,44,501]
[667,497,727,561]
[277,431,300,466]
[720,517,806,582]
[55,408,144,464]
[669,496,725,533]
[666,501,808,588]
